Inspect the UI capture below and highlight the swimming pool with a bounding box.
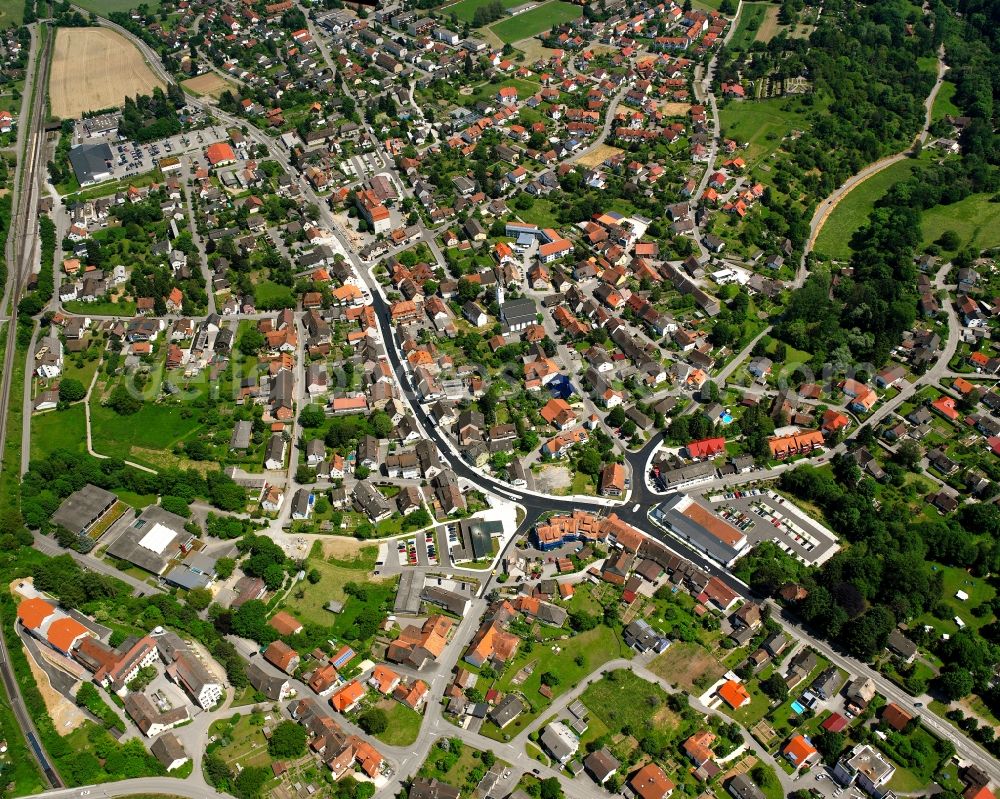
[790,700,805,714]
[721,413,734,424]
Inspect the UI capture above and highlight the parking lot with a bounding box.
[393,528,440,568]
[75,114,233,184]
[705,488,840,566]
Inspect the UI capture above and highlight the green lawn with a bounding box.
[207,713,273,771]
[728,3,769,51]
[30,404,87,460]
[254,279,296,309]
[281,545,391,628]
[0,0,22,25]
[61,352,103,388]
[89,392,205,468]
[720,95,824,169]
[495,626,631,720]
[512,198,560,228]
[580,669,677,736]
[931,81,960,122]
[372,699,423,747]
[112,488,156,508]
[813,159,918,260]
[63,299,137,316]
[459,77,541,108]
[488,1,581,43]
[920,192,1000,252]
[446,0,528,23]
[418,742,490,790]
[914,563,996,635]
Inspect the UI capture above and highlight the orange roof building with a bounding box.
[682,730,716,766]
[686,436,726,460]
[932,395,960,421]
[630,762,676,799]
[953,377,976,395]
[268,611,303,636]
[821,409,850,433]
[539,397,577,429]
[47,617,92,653]
[330,680,366,713]
[394,679,428,710]
[17,597,55,630]
[369,664,400,694]
[768,429,825,459]
[718,680,751,709]
[206,142,236,166]
[783,734,818,769]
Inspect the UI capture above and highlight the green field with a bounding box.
[254,279,296,309]
[728,3,769,50]
[459,77,541,109]
[580,669,674,735]
[89,392,204,467]
[372,699,423,747]
[914,563,996,636]
[63,299,137,316]
[813,159,918,260]
[920,192,1000,252]
[489,1,581,43]
[0,0,22,25]
[112,488,156,508]
[720,95,823,168]
[931,80,959,122]
[281,545,389,627]
[71,0,160,14]
[495,625,630,718]
[445,0,528,23]
[30,404,87,460]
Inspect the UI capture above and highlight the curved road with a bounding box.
[798,48,948,282]
[22,13,1000,794]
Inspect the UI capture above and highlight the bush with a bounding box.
[357,707,388,734]
[58,377,86,403]
[267,720,307,758]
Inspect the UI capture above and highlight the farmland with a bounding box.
[931,81,960,122]
[728,3,770,50]
[50,28,164,118]
[488,1,581,43]
[30,404,87,461]
[0,0,21,25]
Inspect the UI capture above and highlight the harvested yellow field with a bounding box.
[576,143,624,168]
[182,72,235,98]
[50,27,164,119]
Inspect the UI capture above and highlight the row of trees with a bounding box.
[20,450,247,539]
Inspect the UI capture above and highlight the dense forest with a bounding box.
[934,0,1000,163]
[718,0,935,198]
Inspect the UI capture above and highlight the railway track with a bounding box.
[0,21,64,791]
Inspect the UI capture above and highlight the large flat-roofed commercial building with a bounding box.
[106,505,193,575]
[68,143,113,186]
[51,484,118,536]
[650,493,748,566]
